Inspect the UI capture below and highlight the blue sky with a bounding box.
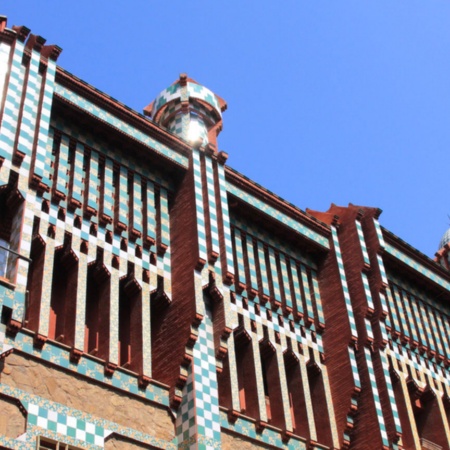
[3,1,450,258]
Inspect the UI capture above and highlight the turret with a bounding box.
[144,73,227,148]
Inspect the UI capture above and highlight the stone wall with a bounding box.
[105,434,158,449]
[221,431,274,449]
[0,394,25,439]
[0,352,174,442]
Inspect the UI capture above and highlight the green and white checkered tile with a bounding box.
[71,142,85,208]
[228,184,330,250]
[373,218,386,249]
[402,290,420,345]
[244,234,258,292]
[310,269,324,327]
[364,347,390,448]
[145,180,157,245]
[365,318,374,341]
[204,157,220,258]
[391,285,409,341]
[193,149,207,263]
[300,264,314,324]
[192,304,221,445]
[232,217,319,269]
[187,82,221,117]
[56,84,189,168]
[27,403,109,447]
[55,135,70,196]
[361,272,374,311]
[289,260,304,318]
[355,220,370,266]
[347,346,361,390]
[385,243,450,292]
[232,228,246,289]
[160,187,171,251]
[231,294,320,354]
[131,173,143,234]
[15,48,41,171]
[216,163,234,278]
[331,226,358,340]
[0,40,25,161]
[52,119,175,193]
[377,254,388,287]
[151,82,181,117]
[385,285,402,337]
[34,59,57,188]
[256,241,270,298]
[379,291,390,325]
[278,253,292,309]
[379,320,389,344]
[268,247,282,305]
[0,42,11,114]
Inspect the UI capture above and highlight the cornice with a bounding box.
[55,67,193,159]
[382,227,450,282]
[225,166,331,239]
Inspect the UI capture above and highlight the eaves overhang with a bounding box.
[55,67,192,170]
[225,166,331,253]
[382,227,450,294]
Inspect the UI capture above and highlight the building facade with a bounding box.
[0,16,449,450]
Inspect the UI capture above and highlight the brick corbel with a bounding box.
[104,361,117,377]
[138,374,151,389]
[11,25,30,42]
[33,333,47,349]
[70,347,83,364]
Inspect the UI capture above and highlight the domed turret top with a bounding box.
[144,74,226,148]
[439,227,450,250]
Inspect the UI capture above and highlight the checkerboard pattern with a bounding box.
[15,48,41,174]
[193,149,208,264]
[300,263,315,324]
[0,42,12,124]
[34,59,57,187]
[385,242,450,292]
[386,272,450,362]
[54,135,70,198]
[232,228,245,289]
[355,220,370,266]
[216,163,234,280]
[379,349,402,436]
[231,217,326,327]
[176,303,221,449]
[279,253,292,310]
[268,247,282,305]
[228,183,330,249]
[348,346,361,390]
[205,157,220,258]
[27,403,108,447]
[373,218,386,250]
[361,272,374,312]
[230,293,322,357]
[332,226,358,340]
[187,82,221,116]
[289,260,304,317]
[364,347,390,447]
[0,382,175,450]
[0,40,25,162]
[257,241,270,298]
[131,172,142,235]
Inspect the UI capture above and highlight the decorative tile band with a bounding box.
[54,84,189,168]
[227,184,329,249]
[385,243,450,292]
